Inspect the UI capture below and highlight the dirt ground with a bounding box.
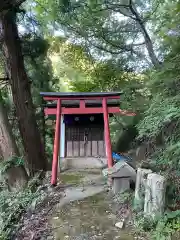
[13,170,135,240]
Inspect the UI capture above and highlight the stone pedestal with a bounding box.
[134,168,152,210]
[144,173,166,218]
[112,177,130,194]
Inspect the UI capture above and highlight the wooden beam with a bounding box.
[79,99,85,109]
[44,107,135,116]
[43,96,120,101]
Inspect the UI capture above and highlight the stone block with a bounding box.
[144,173,166,218]
[112,177,130,194]
[134,168,152,210]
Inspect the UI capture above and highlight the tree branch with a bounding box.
[90,43,124,55]
[129,3,161,67]
[99,31,143,56]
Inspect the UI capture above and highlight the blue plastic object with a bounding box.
[112,152,132,162]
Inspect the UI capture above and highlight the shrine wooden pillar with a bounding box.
[102,97,113,168]
[51,98,61,185]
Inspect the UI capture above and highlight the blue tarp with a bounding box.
[112,152,132,162]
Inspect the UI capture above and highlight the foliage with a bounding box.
[0,173,42,239]
[33,0,164,68]
[114,189,134,205]
[138,94,180,139]
[132,3,180,238]
[0,156,24,175]
[0,190,37,238]
[134,210,180,240]
[137,4,180,203]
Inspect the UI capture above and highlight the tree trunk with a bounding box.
[0,0,25,14]
[0,95,28,191]
[1,10,47,176]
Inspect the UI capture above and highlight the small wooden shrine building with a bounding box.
[40,92,135,185]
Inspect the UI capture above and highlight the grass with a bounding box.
[60,172,84,185]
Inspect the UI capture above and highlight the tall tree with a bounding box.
[0,3,47,175]
[0,91,28,191]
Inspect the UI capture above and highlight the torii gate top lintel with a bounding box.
[40,91,135,116]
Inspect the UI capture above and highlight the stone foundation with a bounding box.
[60,157,107,171]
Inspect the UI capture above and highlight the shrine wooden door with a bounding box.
[65,125,105,157]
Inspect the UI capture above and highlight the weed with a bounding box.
[114,190,134,205]
[134,210,180,240]
[0,173,42,239]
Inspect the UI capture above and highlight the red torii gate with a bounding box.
[40,92,135,186]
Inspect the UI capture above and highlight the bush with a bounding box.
[0,173,41,239]
[134,210,180,240]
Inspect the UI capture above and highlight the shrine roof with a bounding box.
[43,98,120,108]
[40,91,122,98]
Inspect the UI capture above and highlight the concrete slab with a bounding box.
[60,157,107,170]
[56,185,105,208]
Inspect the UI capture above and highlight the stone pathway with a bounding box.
[14,170,135,240]
[51,191,134,240]
[50,170,134,240]
[57,185,105,208]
